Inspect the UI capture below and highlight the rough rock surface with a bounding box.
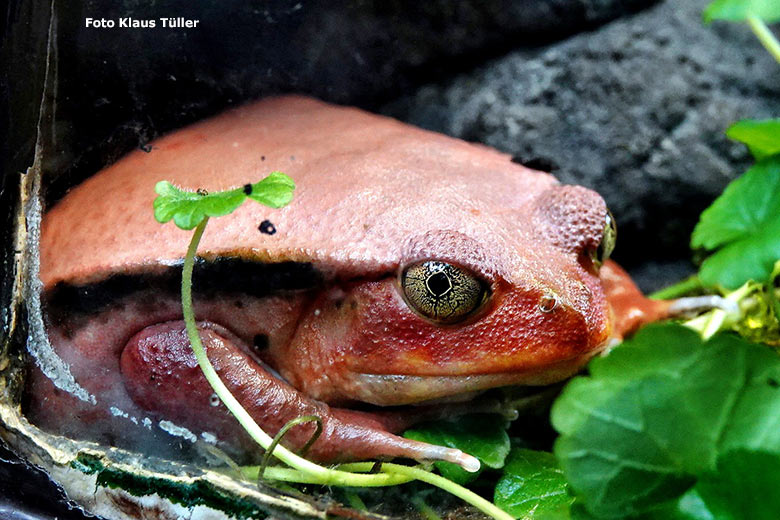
[42,0,657,204]
[384,1,780,289]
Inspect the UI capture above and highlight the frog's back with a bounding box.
[41,96,557,287]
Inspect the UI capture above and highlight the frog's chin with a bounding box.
[347,354,598,406]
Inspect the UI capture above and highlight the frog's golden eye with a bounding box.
[594,210,617,267]
[401,261,489,324]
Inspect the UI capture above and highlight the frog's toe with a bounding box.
[667,295,740,316]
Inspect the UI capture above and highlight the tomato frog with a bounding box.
[31,96,710,471]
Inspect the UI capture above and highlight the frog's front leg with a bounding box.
[120,321,478,470]
[600,260,673,338]
[600,260,736,339]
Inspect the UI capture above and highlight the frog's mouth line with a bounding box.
[348,353,595,406]
[346,331,618,407]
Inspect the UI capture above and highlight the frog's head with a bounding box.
[275,183,618,406]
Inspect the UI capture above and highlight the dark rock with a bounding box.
[383,0,780,289]
[36,0,658,204]
[626,259,698,295]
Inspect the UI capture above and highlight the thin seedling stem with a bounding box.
[380,463,514,520]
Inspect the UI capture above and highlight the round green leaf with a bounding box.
[494,449,574,519]
[691,156,780,288]
[726,119,780,160]
[694,450,780,520]
[552,324,780,518]
[153,172,295,230]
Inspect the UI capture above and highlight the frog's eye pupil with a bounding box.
[426,271,452,297]
[401,261,489,324]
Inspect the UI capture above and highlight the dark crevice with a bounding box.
[45,259,323,318]
[511,155,560,172]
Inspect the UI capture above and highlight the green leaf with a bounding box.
[657,489,717,520]
[703,0,780,23]
[694,450,780,520]
[551,323,780,518]
[690,156,780,288]
[404,414,510,485]
[494,449,573,519]
[153,172,295,230]
[727,119,780,160]
[572,488,716,520]
[247,171,296,208]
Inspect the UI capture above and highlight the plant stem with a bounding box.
[379,464,514,520]
[239,465,410,487]
[412,494,443,520]
[343,491,368,512]
[242,462,513,519]
[747,15,780,64]
[181,218,411,487]
[259,415,322,479]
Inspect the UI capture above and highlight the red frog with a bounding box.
[31,96,674,470]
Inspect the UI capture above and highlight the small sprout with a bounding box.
[154,171,295,230]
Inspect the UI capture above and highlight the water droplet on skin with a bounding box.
[210,394,220,407]
[539,291,559,313]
